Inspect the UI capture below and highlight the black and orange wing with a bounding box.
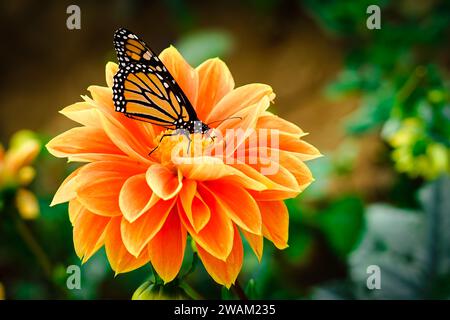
[112,28,199,127]
[113,28,159,66]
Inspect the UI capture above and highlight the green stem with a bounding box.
[397,66,426,103]
[179,281,204,300]
[12,213,53,279]
[232,280,248,300]
[182,252,199,280]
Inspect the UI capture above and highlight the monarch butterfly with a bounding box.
[112,28,212,153]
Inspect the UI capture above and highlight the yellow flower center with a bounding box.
[152,130,215,169]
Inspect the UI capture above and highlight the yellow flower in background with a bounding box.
[0,130,41,220]
[388,118,449,180]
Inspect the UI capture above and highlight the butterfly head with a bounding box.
[188,120,210,134]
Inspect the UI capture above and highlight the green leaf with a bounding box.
[317,196,365,259]
[348,176,450,299]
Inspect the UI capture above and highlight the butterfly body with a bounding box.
[112,28,211,137]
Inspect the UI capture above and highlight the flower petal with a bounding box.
[148,209,187,283]
[59,102,101,128]
[178,185,234,260]
[206,83,274,123]
[146,164,183,200]
[99,111,153,164]
[218,96,271,156]
[105,217,149,274]
[258,201,289,249]
[278,150,314,191]
[119,173,159,222]
[86,86,157,151]
[50,167,81,206]
[196,225,243,288]
[179,180,211,232]
[105,62,118,88]
[243,153,301,200]
[159,46,198,106]
[46,127,122,159]
[256,112,304,135]
[278,133,321,161]
[204,181,262,235]
[241,229,263,262]
[15,188,39,220]
[68,199,83,225]
[195,58,234,120]
[176,156,267,191]
[76,161,145,216]
[121,198,176,257]
[73,204,110,262]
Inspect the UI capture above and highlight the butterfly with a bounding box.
[112,28,212,153]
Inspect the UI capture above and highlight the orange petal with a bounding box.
[148,209,187,283]
[59,102,101,128]
[179,180,210,232]
[245,147,314,193]
[99,112,153,164]
[119,173,159,222]
[121,198,176,257]
[105,62,118,88]
[68,199,83,225]
[76,161,145,216]
[256,112,304,135]
[146,164,183,200]
[50,167,81,206]
[242,153,301,200]
[278,133,321,161]
[258,201,289,249]
[87,85,115,113]
[195,58,234,120]
[105,217,150,274]
[72,205,110,262]
[218,95,270,133]
[86,86,156,150]
[46,127,122,159]
[159,46,198,106]
[218,96,271,156]
[206,83,274,123]
[178,185,234,260]
[241,229,263,262]
[68,153,135,163]
[196,225,243,288]
[204,181,261,235]
[278,150,314,191]
[176,156,267,191]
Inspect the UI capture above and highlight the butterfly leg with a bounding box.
[205,130,216,143]
[148,132,179,156]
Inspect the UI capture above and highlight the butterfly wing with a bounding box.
[113,28,157,66]
[113,28,199,127]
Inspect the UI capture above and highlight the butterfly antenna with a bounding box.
[206,116,242,127]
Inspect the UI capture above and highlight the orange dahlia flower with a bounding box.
[47,46,320,288]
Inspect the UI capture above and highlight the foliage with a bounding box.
[306,0,450,180]
[314,176,450,299]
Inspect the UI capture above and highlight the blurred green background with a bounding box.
[0,0,449,299]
